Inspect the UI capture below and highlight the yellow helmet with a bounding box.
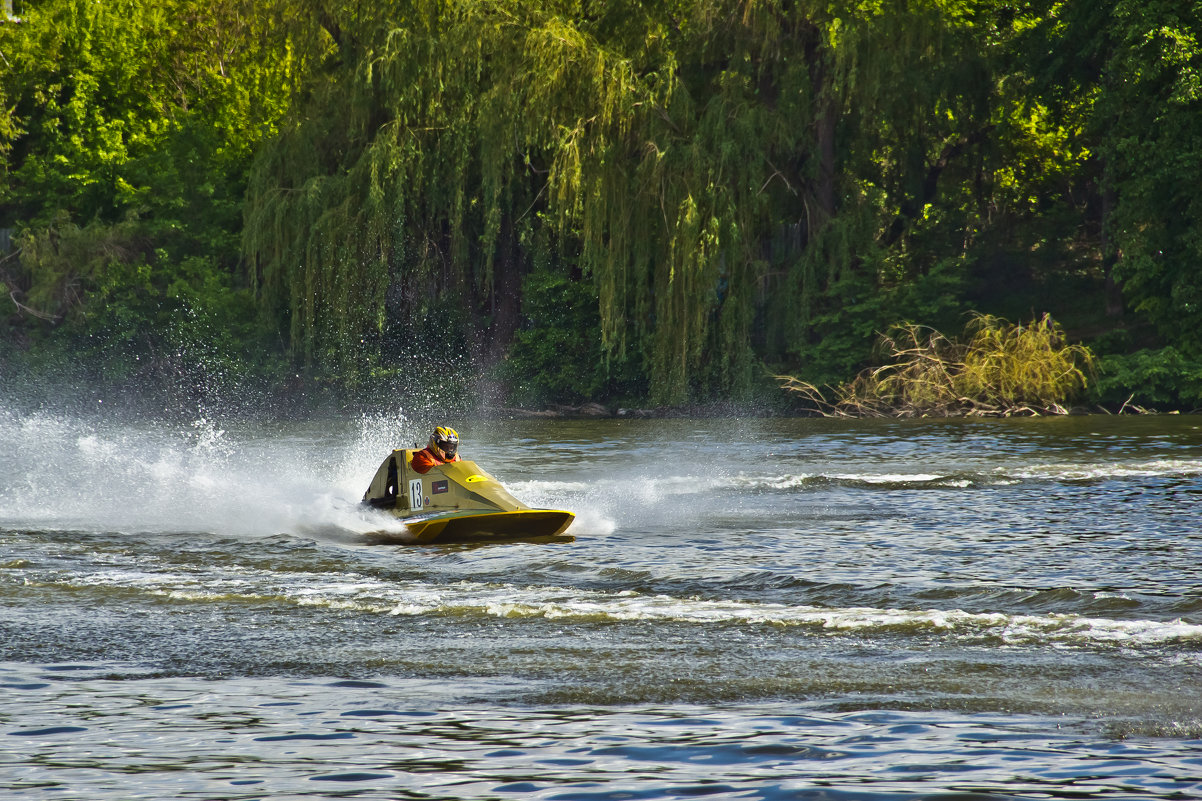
[429,426,459,460]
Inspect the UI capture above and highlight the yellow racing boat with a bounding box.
[362,449,575,543]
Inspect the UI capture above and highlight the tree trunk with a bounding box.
[1101,163,1123,319]
[489,213,521,364]
[815,100,836,224]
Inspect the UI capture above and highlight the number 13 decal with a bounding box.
[408,478,424,510]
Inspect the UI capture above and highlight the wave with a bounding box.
[1006,458,1202,482]
[19,565,1202,650]
[513,458,1202,499]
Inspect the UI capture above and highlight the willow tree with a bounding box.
[244,0,1013,403]
[244,0,674,388]
[564,0,1010,397]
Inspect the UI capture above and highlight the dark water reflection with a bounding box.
[3,666,1200,800]
[3,411,1202,797]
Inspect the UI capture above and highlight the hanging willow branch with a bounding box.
[243,0,998,400]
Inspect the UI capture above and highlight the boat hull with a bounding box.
[400,508,576,543]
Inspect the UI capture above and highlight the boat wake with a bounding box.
[515,455,1202,500]
[17,558,1202,651]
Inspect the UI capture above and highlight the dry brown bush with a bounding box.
[778,314,1095,417]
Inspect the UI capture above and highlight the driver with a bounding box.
[410,426,462,474]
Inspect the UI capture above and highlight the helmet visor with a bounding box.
[438,439,458,459]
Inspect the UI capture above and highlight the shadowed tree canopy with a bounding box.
[1031,0,1202,349]
[244,0,1013,403]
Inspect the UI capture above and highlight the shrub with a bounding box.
[1094,347,1202,411]
[779,314,1095,417]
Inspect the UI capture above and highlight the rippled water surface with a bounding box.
[2,407,1202,799]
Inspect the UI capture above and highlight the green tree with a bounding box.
[245,0,1040,404]
[1,0,296,401]
[1026,1,1202,347]
[9,0,1178,410]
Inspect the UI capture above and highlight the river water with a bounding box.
[2,405,1201,799]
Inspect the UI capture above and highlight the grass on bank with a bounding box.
[779,314,1095,417]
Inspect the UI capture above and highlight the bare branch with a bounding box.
[8,289,60,321]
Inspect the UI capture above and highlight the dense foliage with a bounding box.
[0,0,296,408]
[3,0,1202,412]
